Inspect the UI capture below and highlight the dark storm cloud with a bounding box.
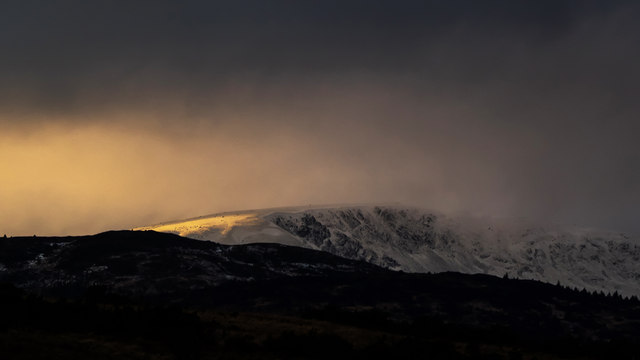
[0,0,625,112]
[1,0,639,234]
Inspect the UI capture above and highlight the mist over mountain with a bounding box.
[3,1,640,237]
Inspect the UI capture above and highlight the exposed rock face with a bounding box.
[266,207,640,297]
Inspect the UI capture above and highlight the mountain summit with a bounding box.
[137,205,640,296]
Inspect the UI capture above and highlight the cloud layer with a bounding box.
[1,1,639,235]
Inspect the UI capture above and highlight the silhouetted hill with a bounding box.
[0,230,383,298]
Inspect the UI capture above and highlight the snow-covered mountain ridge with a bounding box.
[137,206,640,296]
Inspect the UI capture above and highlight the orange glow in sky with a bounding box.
[0,116,408,236]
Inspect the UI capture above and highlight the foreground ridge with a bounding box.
[1,230,640,359]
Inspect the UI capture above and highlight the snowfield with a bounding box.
[137,205,640,296]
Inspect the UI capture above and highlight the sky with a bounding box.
[1,0,639,236]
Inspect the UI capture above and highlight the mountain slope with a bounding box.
[137,205,640,296]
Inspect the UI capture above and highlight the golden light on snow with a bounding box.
[135,213,261,237]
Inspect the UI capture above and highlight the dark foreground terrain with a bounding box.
[1,231,639,359]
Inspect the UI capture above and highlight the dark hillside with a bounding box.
[0,231,638,359]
